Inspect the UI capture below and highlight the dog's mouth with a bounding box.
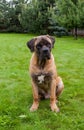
[43,52,51,60]
[38,52,51,68]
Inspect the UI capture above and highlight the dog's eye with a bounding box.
[36,44,42,49]
[47,44,51,48]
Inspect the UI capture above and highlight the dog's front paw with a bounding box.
[50,104,60,112]
[30,103,39,112]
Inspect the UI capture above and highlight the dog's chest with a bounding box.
[32,72,52,86]
[38,75,45,84]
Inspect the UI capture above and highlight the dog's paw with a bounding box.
[30,104,39,112]
[50,104,60,112]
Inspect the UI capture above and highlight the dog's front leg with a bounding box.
[30,80,39,112]
[50,79,59,112]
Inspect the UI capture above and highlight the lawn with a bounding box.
[0,33,84,130]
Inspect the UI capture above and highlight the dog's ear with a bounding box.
[47,35,55,48]
[26,38,36,52]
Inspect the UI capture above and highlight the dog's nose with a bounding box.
[42,46,49,53]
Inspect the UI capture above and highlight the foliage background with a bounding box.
[0,0,84,37]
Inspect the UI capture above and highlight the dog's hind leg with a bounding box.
[56,76,64,97]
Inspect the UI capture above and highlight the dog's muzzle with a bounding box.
[42,46,51,59]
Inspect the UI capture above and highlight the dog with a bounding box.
[26,35,64,112]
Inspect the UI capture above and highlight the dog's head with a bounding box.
[27,35,55,60]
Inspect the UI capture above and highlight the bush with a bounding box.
[7,25,23,33]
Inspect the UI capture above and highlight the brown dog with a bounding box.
[27,35,64,112]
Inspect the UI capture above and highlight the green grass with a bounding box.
[0,33,84,130]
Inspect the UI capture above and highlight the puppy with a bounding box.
[27,35,64,112]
